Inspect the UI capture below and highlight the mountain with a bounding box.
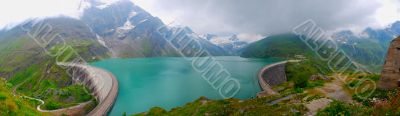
[241,21,400,72]
[241,33,313,58]
[0,17,103,111]
[0,0,228,113]
[81,0,227,57]
[202,34,249,55]
[332,21,400,71]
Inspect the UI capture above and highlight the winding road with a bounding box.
[12,63,119,116]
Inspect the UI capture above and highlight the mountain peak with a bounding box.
[229,35,239,41]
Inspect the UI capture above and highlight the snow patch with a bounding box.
[210,36,233,45]
[129,11,138,18]
[96,34,107,47]
[119,21,135,30]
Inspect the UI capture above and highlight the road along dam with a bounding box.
[61,63,119,116]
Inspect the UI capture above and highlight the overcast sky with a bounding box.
[0,0,399,36]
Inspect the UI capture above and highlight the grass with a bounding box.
[135,96,307,116]
[11,61,94,110]
[1,39,101,111]
[0,79,49,116]
[285,60,327,89]
[317,101,373,116]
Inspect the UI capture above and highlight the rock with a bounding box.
[379,36,400,89]
[310,74,329,81]
[305,98,333,116]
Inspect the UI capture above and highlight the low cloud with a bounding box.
[134,0,398,35]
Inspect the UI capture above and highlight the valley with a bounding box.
[0,0,399,116]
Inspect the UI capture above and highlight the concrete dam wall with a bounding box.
[257,61,288,96]
[65,64,119,116]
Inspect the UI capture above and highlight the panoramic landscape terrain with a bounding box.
[0,0,400,115]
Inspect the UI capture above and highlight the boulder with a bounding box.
[379,36,400,89]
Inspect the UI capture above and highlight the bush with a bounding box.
[307,80,325,88]
[317,101,372,116]
[318,101,350,116]
[0,93,7,100]
[44,101,62,110]
[286,61,320,88]
[294,88,304,93]
[352,89,397,106]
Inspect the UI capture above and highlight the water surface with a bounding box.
[91,56,280,115]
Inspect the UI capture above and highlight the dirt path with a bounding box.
[316,74,354,103]
[305,98,333,116]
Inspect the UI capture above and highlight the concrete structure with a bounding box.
[63,63,119,116]
[379,36,400,89]
[257,61,288,97]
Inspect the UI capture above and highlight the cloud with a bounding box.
[134,0,398,35]
[236,34,264,43]
[0,0,397,35]
[0,0,82,29]
[373,0,400,27]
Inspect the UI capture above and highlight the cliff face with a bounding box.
[379,36,400,89]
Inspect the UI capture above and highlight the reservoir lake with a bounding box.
[91,56,280,115]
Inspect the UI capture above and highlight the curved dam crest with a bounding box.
[257,61,288,97]
[61,63,119,116]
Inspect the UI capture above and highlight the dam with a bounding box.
[62,63,119,116]
[257,61,288,97]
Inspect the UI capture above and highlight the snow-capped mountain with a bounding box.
[0,0,228,59]
[330,21,400,71]
[201,34,254,55]
[79,0,227,57]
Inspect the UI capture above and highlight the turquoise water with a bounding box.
[91,56,280,115]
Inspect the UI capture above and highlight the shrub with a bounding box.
[317,101,372,116]
[44,101,61,110]
[286,61,319,88]
[0,93,7,100]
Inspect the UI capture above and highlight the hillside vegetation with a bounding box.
[241,34,313,59]
[0,79,48,115]
[0,18,109,112]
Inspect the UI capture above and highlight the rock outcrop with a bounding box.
[379,36,400,89]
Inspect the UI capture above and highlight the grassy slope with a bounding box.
[136,62,399,115]
[241,34,314,59]
[135,96,307,116]
[0,36,105,110]
[0,79,49,116]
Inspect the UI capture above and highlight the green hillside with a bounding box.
[241,34,314,59]
[0,18,109,112]
[0,79,48,116]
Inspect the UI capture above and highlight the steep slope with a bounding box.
[0,79,48,115]
[241,33,313,58]
[204,34,249,55]
[0,17,107,111]
[241,21,400,72]
[81,0,227,57]
[332,21,400,71]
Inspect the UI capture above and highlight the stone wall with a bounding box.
[379,36,400,89]
[257,61,288,96]
[65,64,118,115]
[262,62,288,86]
